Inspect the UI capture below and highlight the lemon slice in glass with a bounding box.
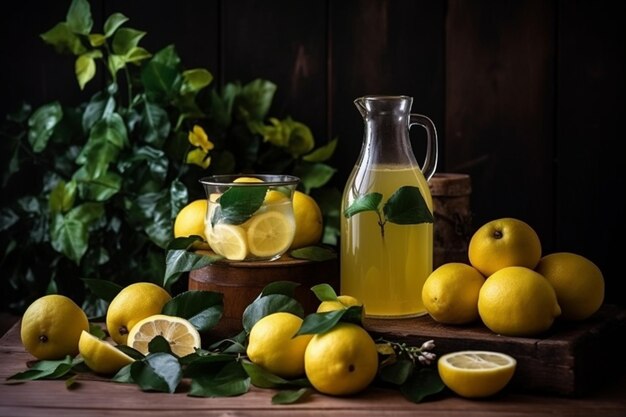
[438,350,517,398]
[78,330,134,375]
[246,211,295,258]
[207,223,248,260]
[127,314,201,357]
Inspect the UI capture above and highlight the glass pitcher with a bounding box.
[340,95,438,318]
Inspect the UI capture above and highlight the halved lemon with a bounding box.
[438,350,516,398]
[246,211,295,257]
[207,223,248,260]
[127,314,201,357]
[78,330,134,375]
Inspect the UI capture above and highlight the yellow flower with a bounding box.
[186,125,214,169]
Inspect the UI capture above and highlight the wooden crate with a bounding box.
[365,304,626,396]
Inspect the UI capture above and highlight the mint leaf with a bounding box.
[343,192,382,218]
[383,186,433,225]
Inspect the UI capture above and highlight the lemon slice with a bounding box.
[207,223,248,260]
[127,314,201,357]
[438,350,517,398]
[233,176,264,183]
[246,211,295,257]
[78,330,134,375]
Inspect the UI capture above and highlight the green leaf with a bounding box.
[82,90,115,132]
[290,246,337,262]
[66,0,93,35]
[82,278,123,302]
[49,180,77,214]
[75,50,103,90]
[296,306,364,336]
[125,46,152,64]
[241,360,310,389]
[40,22,87,55]
[0,208,19,232]
[285,119,315,157]
[112,28,146,55]
[166,236,204,251]
[161,290,223,332]
[272,388,312,405]
[151,44,181,67]
[28,102,63,153]
[237,79,276,121]
[111,364,134,383]
[148,336,172,354]
[259,281,300,298]
[242,294,304,333]
[7,356,79,381]
[131,353,182,393]
[50,213,87,264]
[181,68,213,94]
[88,323,107,340]
[77,112,127,178]
[141,47,181,98]
[104,12,129,37]
[67,202,104,225]
[379,359,414,385]
[169,179,188,219]
[293,162,336,193]
[344,192,382,218]
[303,138,338,162]
[163,250,221,290]
[75,169,122,202]
[107,54,126,78]
[399,368,445,403]
[188,361,250,397]
[88,33,106,47]
[141,102,171,147]
[310,283,338,302]
[217,185,267,225]
[183,353,238,378]
[383,186,434,225]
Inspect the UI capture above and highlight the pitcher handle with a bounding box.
[409,114,438,181]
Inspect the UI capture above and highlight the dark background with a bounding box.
[1,0,624,305]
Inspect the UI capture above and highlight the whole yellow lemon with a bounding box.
[317,295,362,313]
[468,217,542,276]
[246,312,313,378]
[422,263,486,325]
[478,266,561,337]
[535,252,604,320]
[105,282,171,345]
[20,294,89,360]
[173,199,208,239]
[304,323,378,396]
[289,191,323,249]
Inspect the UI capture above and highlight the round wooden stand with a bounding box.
[189,253,339,339]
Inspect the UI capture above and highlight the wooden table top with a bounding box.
[1,321,625,417]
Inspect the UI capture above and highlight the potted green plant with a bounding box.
[0,0,339,316]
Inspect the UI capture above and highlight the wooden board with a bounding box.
[365,304,626,396]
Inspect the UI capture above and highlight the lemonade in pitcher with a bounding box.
[340,96,438,318]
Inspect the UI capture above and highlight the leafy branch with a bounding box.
[343,186,434,238]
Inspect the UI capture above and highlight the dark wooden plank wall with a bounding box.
[1,0,624,304]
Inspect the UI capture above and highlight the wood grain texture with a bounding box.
[445,0,556,251]
[365,304,626,396]
[1,321,626,416]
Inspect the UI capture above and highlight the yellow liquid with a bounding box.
[340,164,433,318]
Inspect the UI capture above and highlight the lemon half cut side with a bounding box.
[127,314,201,357]
[246,210,295,258]
[438,350,517,398]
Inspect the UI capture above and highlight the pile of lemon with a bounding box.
[246,297,377,396]
[422,217,605,336]
[422,217,604,399]
[20,282,199,375]
[174,176,324,261]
